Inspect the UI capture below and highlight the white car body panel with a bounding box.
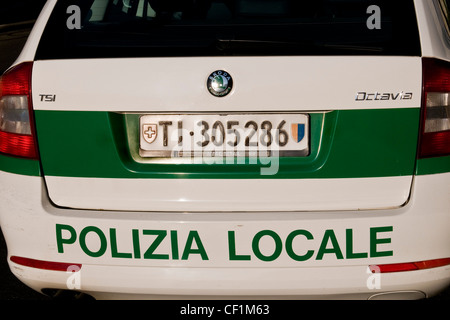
[31,57,421,112]
[44,176,413,212]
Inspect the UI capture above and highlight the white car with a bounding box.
[0,0,449,300]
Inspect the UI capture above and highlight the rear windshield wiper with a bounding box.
[215,38,384,53]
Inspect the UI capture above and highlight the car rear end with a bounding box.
[0,0,449,299]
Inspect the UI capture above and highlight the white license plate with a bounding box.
[139,113,309,158]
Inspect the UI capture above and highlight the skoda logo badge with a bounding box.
[207,70,233,97]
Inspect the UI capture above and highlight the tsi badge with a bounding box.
[143,124,157,144]
[207,70,233,97]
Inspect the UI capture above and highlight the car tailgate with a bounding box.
[32,56,421,211]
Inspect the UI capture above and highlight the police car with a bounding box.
[0,0,449,300]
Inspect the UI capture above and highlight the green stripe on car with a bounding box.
[0,153,40,176]
[33,108,423,179]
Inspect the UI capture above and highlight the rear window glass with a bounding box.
[35,0,421,59]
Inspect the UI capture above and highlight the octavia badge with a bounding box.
[207,70,233,97]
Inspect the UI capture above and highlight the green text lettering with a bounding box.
[370,226,393,257]
[143,230,169,260]
[110,229,132,259]
[316,229,344,260]
[252,230,282,262]
[79,226,107,258]
[285,229,314,261]
[182,231,209,260]
[346,229,368,259]
[228,231,251,261]
[56,224,77,254]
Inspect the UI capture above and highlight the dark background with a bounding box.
[0,0,46,25]
[0,0,46,74]
[0,0,449,300]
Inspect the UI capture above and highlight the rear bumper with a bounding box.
[9,262,450,300]
[0,171,449,299]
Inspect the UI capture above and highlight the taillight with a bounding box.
[0,62,38,159]
[419,58,450,158]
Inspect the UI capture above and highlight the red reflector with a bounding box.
[0,131,37,159]
[419,131,450,158]
[370,257,450,274]
[10,256,82,272]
